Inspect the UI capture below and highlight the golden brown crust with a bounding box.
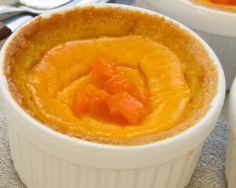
[4,6,218,145]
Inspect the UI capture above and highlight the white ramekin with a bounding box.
[226,78,236,188]
[0,4,225,188]
[135,0,236,90]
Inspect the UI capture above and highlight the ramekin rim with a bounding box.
[229,78,236,135]
[146,0,236,37]
[0,3,226,152]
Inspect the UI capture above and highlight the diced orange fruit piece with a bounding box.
[72,55,149,124]
[104,73,135,94]
[92,56,149,103]
[91,55,117,87]
[108,93,148,124]
[103,70,149,104]
[72,88,90,114]
[72,84,109,116]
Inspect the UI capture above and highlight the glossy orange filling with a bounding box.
[24,36,193,143]
[72,55,149,124]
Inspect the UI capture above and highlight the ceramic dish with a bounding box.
[0,4,225,188]
[135,0,236,89]
[226,78,236,188]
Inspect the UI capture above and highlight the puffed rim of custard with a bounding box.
[2,5,220,146]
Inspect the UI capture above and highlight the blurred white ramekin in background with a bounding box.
[135,0,236,90]
[226,78,236,188]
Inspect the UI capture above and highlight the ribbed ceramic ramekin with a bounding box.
[135,0,236,89]
[226,78,236,188]
[0,4,225,188]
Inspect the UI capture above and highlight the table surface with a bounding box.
[0,0,229,187]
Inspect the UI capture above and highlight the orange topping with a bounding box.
[91,55,117,87]
[104,72,148,104]
[107,93,148,124]
[92,56,149,105]
[72,84,109,116]
[210,0,236,5]
[72,55,149,124]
